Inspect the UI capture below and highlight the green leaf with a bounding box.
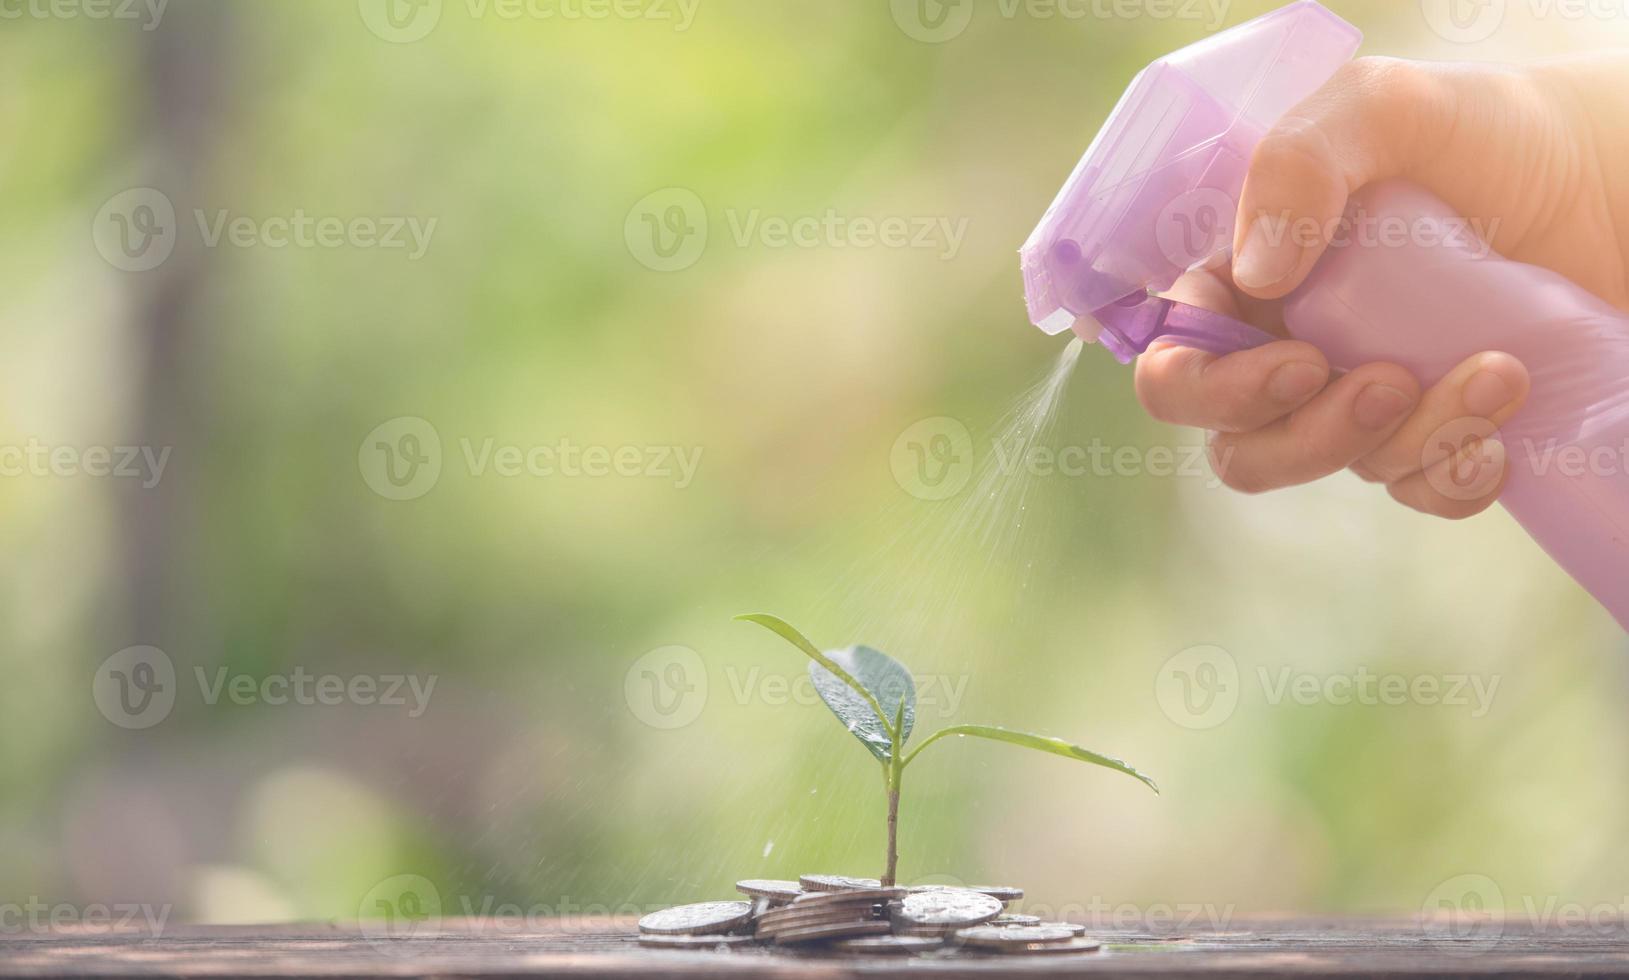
[733,614,914,762]
[734,613,898,741]
[901,724,1157,794]
[808,645,916,763]
[734,614,878,715]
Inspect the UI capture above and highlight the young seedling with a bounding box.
[736,614,1157,887]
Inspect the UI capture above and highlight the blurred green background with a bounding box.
[0,0,1625,929]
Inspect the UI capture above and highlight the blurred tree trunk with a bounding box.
[122,1,237,645]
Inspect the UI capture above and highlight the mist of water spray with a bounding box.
[818,338,1087,661]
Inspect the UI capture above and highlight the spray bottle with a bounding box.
[1021,0,1629,629]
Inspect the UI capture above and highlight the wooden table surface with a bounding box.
[2,916,1627,978]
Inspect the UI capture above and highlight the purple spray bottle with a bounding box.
[1022,0,1629,629]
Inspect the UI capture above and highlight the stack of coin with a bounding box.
[754,887,903,945]
[633,875,1104,958]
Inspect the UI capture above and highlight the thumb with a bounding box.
[1231,58,1452,300]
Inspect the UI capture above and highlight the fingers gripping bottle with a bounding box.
[1020,0,1629,629]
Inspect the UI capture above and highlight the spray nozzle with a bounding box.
[1020,1,1361,346]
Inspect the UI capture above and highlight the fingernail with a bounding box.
[1463,369,1515,419]
[1266,361,1326,404]
[1354,383,1414,430]
[1233,216,1302,291]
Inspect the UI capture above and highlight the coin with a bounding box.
[637,933,758,949]
[800,874,882,892]
[756,908,879,934]
[956,925,1079,949]
[831,934,944,955]
[971,885,1024,903]
[760,897,881,918]
[991,937,1103,955]
[772,920,892,944]
[746,897,777,919]
[989,914,1041,927]
[891,925,961,937]
[637,901,753,935]
[736,879,803,902]
[757,916,870,936]
[786,887,905,910]
[759,919,877,940]
[892,888,1002,929]
[1039,921,1089,936]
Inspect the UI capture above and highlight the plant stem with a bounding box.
[882,700,905,887]
[883,774,900,887]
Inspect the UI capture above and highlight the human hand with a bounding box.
[1137,56,1629,517]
